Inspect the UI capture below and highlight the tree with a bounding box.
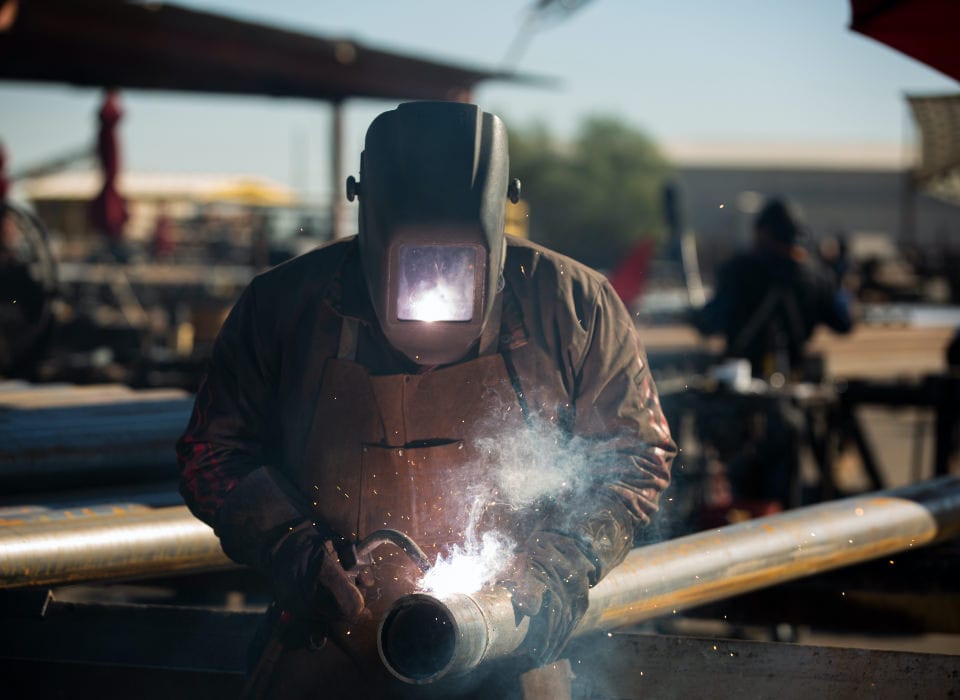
[507,115,672,270]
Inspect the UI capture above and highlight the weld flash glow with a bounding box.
[397,245,476,322]
[418,531,514,597]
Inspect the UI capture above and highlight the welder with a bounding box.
[177,101,675,698]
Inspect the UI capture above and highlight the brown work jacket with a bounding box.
[178,234,675,695]
[180,234,674,567]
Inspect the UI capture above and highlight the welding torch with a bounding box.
[244,528,433,696]
[342,528,432,586]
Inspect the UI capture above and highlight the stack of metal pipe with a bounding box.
[0,382,192,492]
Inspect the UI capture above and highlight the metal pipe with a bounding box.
[0,502,151,523]
[0,505,234,589]
[0,395,193,489]
[378,475,960,684]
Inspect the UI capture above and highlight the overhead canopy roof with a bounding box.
[0,0,545,101]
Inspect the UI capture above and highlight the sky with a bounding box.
[2,0,957,203]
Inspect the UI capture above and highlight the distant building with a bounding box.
[664,141,960,279]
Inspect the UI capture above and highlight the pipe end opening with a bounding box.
[379,598,456,683]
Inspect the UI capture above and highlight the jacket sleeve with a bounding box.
[689,260,733,336]
[176,281,277,527]
[816,269,854,335]
[561,281,677,581]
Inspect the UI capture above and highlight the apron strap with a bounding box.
[729,286,784,357]
[497,279,536,426]
[477,289,504,357]
[502,349,532,425]
[338,316,361,361]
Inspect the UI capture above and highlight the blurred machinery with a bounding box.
[0,202,57,378]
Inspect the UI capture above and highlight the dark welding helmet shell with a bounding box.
[354,101,510,366]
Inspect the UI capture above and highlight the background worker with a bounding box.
[691,197,853,381]
[687,197,853,517]
[177,101,675,698]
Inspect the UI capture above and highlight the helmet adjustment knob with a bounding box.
[346,175,361,202]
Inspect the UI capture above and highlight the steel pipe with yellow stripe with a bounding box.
[0,504,234,589]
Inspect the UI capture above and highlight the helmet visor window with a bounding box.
[396,245,478,322]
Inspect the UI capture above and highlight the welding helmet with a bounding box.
[349,101,519,366]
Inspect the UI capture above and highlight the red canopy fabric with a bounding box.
[89,90,128,241]
[607,238,656,307]
[850,0,960,81]
[0,142,9,201]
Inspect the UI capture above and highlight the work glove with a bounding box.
[215,466,365,623]
[267,522,366,623]
[502,530,596,665]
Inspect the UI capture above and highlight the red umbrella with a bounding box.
[89,89,129,242]
[850,0,960,81]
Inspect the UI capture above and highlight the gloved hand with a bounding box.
[501,530,596,665]
[214,467,366,623]
[268,523,366,623]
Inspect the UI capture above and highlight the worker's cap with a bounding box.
[756,198,805,245]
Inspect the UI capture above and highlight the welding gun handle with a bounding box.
[318,540,367,623]
[352,529,431,573]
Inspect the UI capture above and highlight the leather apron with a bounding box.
[299,351,531,604]
[251,315,568,698]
